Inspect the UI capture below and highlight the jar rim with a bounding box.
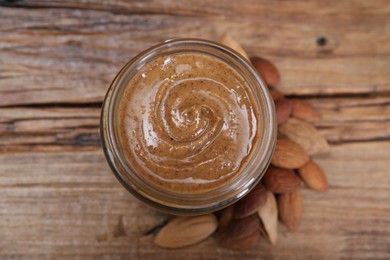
[100,38,276,215]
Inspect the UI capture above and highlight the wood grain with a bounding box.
[1,96,388,151]
[0,107,100,148]
[1,0,389,106]
[1,0,390,258]
[310,95,390,142]
[0,142,389,259]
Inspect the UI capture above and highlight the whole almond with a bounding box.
[279,118,330,155]
[258,191,278,245]
[220,32,250,60]
[216,214,261,251]
[250,56,280,86]
[154,214,218,248]
[271,139,310,169]
[275,99,293,125]
[235,183,268,219]
[218,205,235,232]
[291,99,321,122]
[278,190,303,229]
[262,166,301,193]
[298,160,329,192]
[269,88,285,100]
[218,229,261,251]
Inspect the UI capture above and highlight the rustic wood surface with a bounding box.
[0,0,389,259]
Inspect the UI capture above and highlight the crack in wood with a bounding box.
[0,182,113,189]
[0,87,69,95]
[1,92,388,109]
[0,102,103,108]
[286,92,390,100]
[143,219,169,236]
[0,1,212,17]
[326,137,390,145]
[113,215,127,238]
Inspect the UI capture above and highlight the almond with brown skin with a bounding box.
[216,214,261,251]
[218,205,235,232]
[258,191,278,245]
[271,139,310,169]
[275,99,292,125]
[291,99,321,122]
[278,190,302,229]
[220,32,250,61]
[250,56,280,87]
[262,166,301,193]
[218,229,261,251]
[235,183,268,219]
[269,88,285,100]
[279,118,330,155]
[154,214,218,248]
[298,160,329,192]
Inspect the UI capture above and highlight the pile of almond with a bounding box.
[150,34,330,250]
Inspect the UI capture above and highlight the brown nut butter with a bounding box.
[118,53,260,193]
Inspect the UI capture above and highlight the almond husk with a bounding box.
[235,183,268,219]
[154,214,218,248]
[278,190,303,230]
[291,99,321,122]
[298,160,329,192]
[279,118,330,155]
[271,138,310,169]
[220,32,250,60]
[250,56,281,86]
[275,99,292,125]
[262,166,301,193]
[258,191,278,245]
[216,214,261,251]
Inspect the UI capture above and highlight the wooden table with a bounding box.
[1,0,389,258]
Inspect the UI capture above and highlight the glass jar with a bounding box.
[100,39,276,215]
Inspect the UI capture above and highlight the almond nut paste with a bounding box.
[118,53,260,193]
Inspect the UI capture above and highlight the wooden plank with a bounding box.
[0,1,389,258]
[1,0,390,106]
[310,95,390,142]
[0,96,388,150]
[0,141,389,258]
[0,107,101,148]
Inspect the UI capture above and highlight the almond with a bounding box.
[262,166,301,193]
[291,99,321,122]
[250,56,280,86]
[220,32,250,61]
[279,118,330,155]
[217,229,261,251]
[235,183,268,219]
[258,191,278,245]
[271,139,310,169]
[218,205,235,232]
[216,214,261,251]
[278,190,303,229]
[269,88,285,100]
[275,99,292,125]
[298,160,329,192]
[154,214,218,248]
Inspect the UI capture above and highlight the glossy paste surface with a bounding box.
[119,53,260,192]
